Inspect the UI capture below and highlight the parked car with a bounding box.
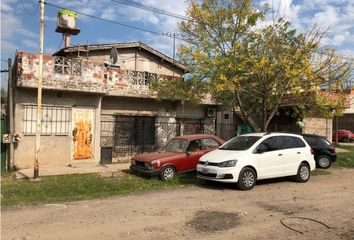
[332,129,354,142]
[301,134,337,169]
[130,134,225,181]
[197,132,315,190]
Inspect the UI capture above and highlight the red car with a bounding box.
[332,129,354,142]
[130,134,225,180]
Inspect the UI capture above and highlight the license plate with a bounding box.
[202,168,208,174]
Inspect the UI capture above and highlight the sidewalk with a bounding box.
[15,163,131,179]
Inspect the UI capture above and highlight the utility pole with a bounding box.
[34,0,45,179]
[173,33,176,61]
[7,58,14,170]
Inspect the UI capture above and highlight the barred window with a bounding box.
[23,105,70,135]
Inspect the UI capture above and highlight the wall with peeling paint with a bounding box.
[15,52,187,100]
[13,88,101,169]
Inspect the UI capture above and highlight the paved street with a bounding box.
[3,167,354,240]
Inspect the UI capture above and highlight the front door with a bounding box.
[72,108,94,160]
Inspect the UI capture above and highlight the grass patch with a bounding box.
[335,144,354,168]
[1,171,201,208]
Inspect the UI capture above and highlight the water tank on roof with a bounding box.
[55,9,80,35]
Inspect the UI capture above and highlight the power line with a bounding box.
[110,0,192,21]
[147,28,180,41]
[55,35,64,52]
[20,0,39,15]
[45,1,188,42]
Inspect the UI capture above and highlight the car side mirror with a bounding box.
[186,151,192,157]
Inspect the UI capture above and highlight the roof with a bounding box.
[300,133,327,138]
[174,134,225,142]
[241,132,303,137]
[240,133,267,137]
[53,41,189,72]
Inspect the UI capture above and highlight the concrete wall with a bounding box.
[302,117,333,141]
[13,88,101,169]
[66,48,184,76]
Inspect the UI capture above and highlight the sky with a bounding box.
[1,0,354,87]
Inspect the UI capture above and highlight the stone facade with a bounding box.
[303,117,333,141]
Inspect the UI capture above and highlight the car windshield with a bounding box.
[220,136,261,151]
[163,139,188,152]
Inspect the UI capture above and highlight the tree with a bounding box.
[152,0,353,132]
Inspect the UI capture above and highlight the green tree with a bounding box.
[152,0,353,132]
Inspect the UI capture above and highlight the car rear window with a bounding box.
[220,136,261,151]
[320,137,331,146]
[303,135,331,147]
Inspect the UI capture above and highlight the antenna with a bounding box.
[110,47,118,65]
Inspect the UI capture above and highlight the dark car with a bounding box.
[332,129,354,142]
[301,134,336,169]
[130,134,225,180]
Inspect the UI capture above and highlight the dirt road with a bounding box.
[3,167,354,240]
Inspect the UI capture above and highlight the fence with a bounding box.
[333,114,354,132]
[100,115,237,160]
[1,117,7,170]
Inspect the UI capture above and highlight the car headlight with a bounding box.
[145,162,153,170]
[131,160,136,165]
[218,160,237,168]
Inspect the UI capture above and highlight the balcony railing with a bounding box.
[129,71,157,86]
[54,57,81,76]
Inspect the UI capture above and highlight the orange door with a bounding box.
[72,108,94,160]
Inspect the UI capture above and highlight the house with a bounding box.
[10,42,228,169]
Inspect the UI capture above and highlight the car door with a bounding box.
[279,136,306,175]
[256,136,285,179]
[182,140,203,171]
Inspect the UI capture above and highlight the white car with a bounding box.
[197,132,316,190]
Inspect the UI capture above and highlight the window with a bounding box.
[278,136,302,149]
[23,105,70,135]
[257,137,279,152]
[186,140,201,152]
[201,138,220,149]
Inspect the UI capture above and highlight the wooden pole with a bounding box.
[7,58,14,170]
[34,0,45,179]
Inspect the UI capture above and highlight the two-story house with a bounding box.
[11,42,228,169]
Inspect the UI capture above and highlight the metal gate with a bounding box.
[114,115,156,157]
[100,115,238,159]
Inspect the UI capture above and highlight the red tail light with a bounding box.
[329,147,336,153]
[310,149,314,155]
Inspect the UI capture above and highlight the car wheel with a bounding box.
[237,167,256,191]
[317,155,332,169]
[295,163,310,183]
[343,137,350,143]
[160,166,175,181]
